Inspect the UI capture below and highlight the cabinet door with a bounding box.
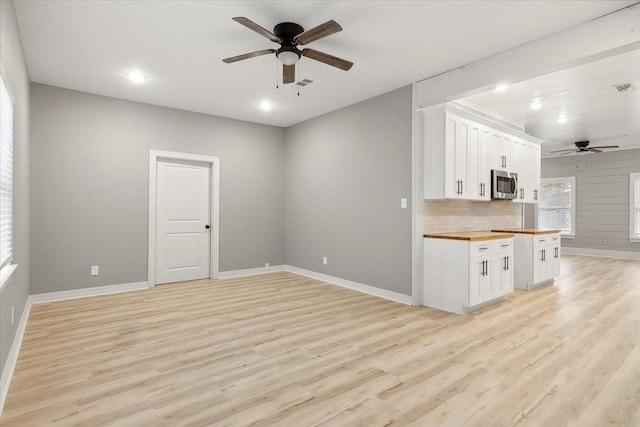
[469,257,493,306]
[533,247,545,284]
[445,114,468,199]
[511,139,527,203]
[469,125,491,201]
[493,253,514,295]
[490,131,510,171]
[551,245,561,277]
[531,144,541,203]
[467,121,489,201]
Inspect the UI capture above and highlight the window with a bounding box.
[631,173,640,242]
[1,66,15,289]
[537,177,576,237]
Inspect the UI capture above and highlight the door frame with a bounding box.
[148,149,220,288]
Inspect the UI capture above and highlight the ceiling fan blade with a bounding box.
[560,151,576,156]
[294,20,343,45]
[232,17,281,43]
[589,149,603,153]
[549,149,577,153]
[283,64,295,84]
[589,145,620,149]
[222,49,276,64]
[302,49,353,71]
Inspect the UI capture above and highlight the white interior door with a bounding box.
[156,159,211,284]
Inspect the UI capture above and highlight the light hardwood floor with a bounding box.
[2,255,640,426]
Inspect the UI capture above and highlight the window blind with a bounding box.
[634,174,640,238]
[0,73,14,269]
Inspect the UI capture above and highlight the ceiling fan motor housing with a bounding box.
[274,22,304,61]
[575,141,590,149]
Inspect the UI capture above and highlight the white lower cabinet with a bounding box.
[512,233,561,290]
[424,237,514,314]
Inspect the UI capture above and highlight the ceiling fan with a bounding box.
[550,140,619,155]
[222,17,353,85]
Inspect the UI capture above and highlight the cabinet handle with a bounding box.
[503,256,507,271]
[507,256,509,271]
[540,250,544,262]
[554,247,558,258]
[520,188,524,199]
[479,247,489,251]
[456,180,462,195]
[534,190,538,200]
[460,180,463,194]
[501,244,509,248]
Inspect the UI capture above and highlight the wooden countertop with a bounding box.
[423,231,514,241]
[491,228,561,235]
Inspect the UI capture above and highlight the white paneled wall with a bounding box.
[424,200,522,233]
[526,149,640,254]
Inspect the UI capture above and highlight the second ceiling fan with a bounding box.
[550,140,620,155]
[223,17,353,85]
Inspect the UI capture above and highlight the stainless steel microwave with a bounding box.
[492,170,518,200]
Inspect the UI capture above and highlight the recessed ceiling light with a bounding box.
[557,114,568,124]
[259,100,273,111]
[495,83,509,92]
[127,71,146,84]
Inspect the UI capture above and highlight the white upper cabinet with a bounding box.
[512,138,541,204]
[490,131,512,172]
[423,103,541,203]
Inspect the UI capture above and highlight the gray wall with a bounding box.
[525,149,640,254]
[0,0,31,379]
[284,86,413,295]
[30,84,285,294]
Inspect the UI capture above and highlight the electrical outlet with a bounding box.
[11,306,14,326]
[401,198,408,209]
[91,265,99,276]
[265,263,270,268]
[323,257,328,265]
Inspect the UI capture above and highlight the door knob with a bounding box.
[205,225,210,229]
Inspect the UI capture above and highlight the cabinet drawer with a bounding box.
[533,236,552,247]
[470,241,493,256]
[493,239,513,254]
[550,233,561,243]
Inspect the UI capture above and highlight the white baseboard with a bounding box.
[562,247,640,260]
[284,265,413,305]
[218,265,286,279]
[0,297,31,418]
[30,281,148,304]
[218,264,413,305]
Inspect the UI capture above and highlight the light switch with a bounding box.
[91,265,99,276]
[401,198,408,209]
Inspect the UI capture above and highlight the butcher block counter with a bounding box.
[491,228,561,235]
[423,231,515,241]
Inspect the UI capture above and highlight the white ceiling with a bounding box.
[14,1,636,128]
[457,48,640,158]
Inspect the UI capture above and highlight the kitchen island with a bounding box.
[492,228,562,290]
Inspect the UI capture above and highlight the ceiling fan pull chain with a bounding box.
[297,60,300,96]
[275,55,279,89]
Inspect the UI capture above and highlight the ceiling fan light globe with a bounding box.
[278,51,299,65]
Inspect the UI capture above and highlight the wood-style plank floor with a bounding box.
[2,255,640,426]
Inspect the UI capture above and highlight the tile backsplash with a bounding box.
[424,199,523,233]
